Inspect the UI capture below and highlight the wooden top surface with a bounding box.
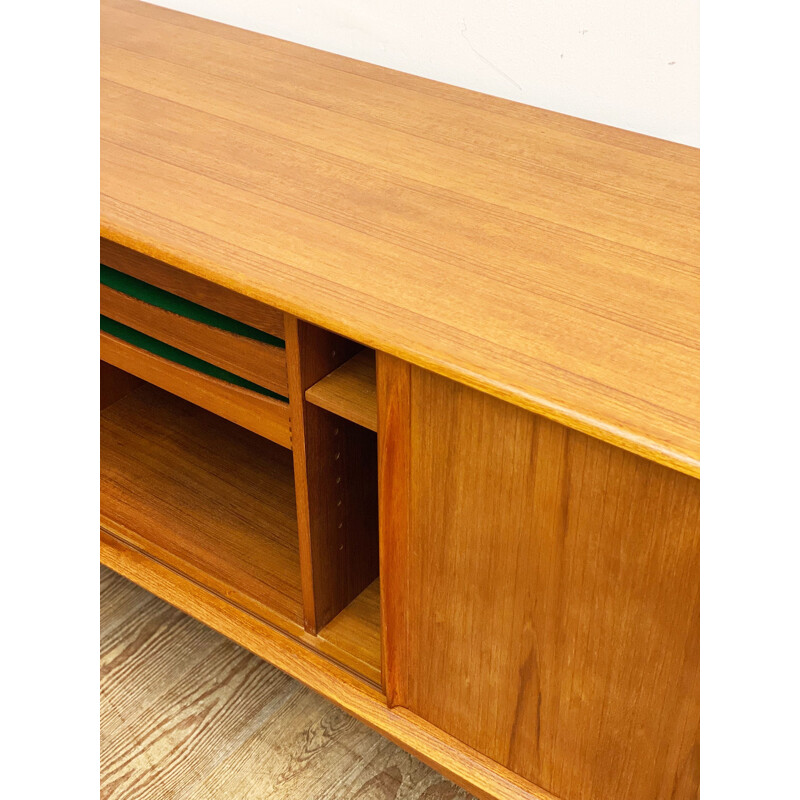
[101,0,699,477]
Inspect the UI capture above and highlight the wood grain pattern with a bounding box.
[101,329,292,449]
[101,571,233,742]
[101,283,289,395]
[380,360,700,800]
[102,237,285,339]
[100,560,164,639]
[101,370,380,683]
[377,353,411,705]
[101,566,473,800]
[316,578,381,687]
[101,383,303,628]
[298,408,378,630]
[100,360,142,409]
[285,316,379,634]
[101,533,560,800]
[100,0,699,477]
[306,348,377,431]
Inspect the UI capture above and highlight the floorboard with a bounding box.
[100,565,474,799]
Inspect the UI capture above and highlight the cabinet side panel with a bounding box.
[389,365,699,800]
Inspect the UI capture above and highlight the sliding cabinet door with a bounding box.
[377,353,699,800]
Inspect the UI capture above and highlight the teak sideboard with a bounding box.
[99,3,700,799]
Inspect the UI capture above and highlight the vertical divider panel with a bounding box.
[376,352,411,704]
[285,314,378,634]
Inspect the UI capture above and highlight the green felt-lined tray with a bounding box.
[101,316,289,402]
[100,264,285,348]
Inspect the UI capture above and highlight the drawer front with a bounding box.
[101,241,288,398]
[100,238,292,449]
[100,279,289,398]
[101,237,284,338]
[101,329,292,449]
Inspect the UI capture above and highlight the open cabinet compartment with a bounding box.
[299,406,381,683]
[100,243,384,687]
[101,359,383,686]
[285,317,382,685]
[100,246,293,451]
[100,362,304,632]
[100,255,384,691]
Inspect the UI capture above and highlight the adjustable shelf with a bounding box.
[296,343,381,683]
[305,349,377,431]
[314,578,381,685]
[295,343,380,668]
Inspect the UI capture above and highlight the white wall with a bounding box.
[154,0,699,147]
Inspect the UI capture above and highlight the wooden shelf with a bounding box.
[101,383,303,630]
[316,579,381,686]
[99,3,700,796]
[305,349,377,431]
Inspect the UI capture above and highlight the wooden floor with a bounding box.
[100,566,473,800]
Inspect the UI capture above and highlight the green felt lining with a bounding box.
[101,315,289,403]
[100,264,285,348]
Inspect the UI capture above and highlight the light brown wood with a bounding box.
[285,316,378,634]
[379,356,700,800]
[298,409,378,631]
[101,380,382,684]
[101,383,303,628]
[101,532,560,800]
[284,315,361,632]
[101,283,289,396]
[377,353,412,705]
[316,578,381,687]
[100,4,701,797]
[100,360,142,409]
[305,348,377,431]
[101,567,467,800]
[101,329,292,449]
[101,0,699,477]
[102,236,285,339]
